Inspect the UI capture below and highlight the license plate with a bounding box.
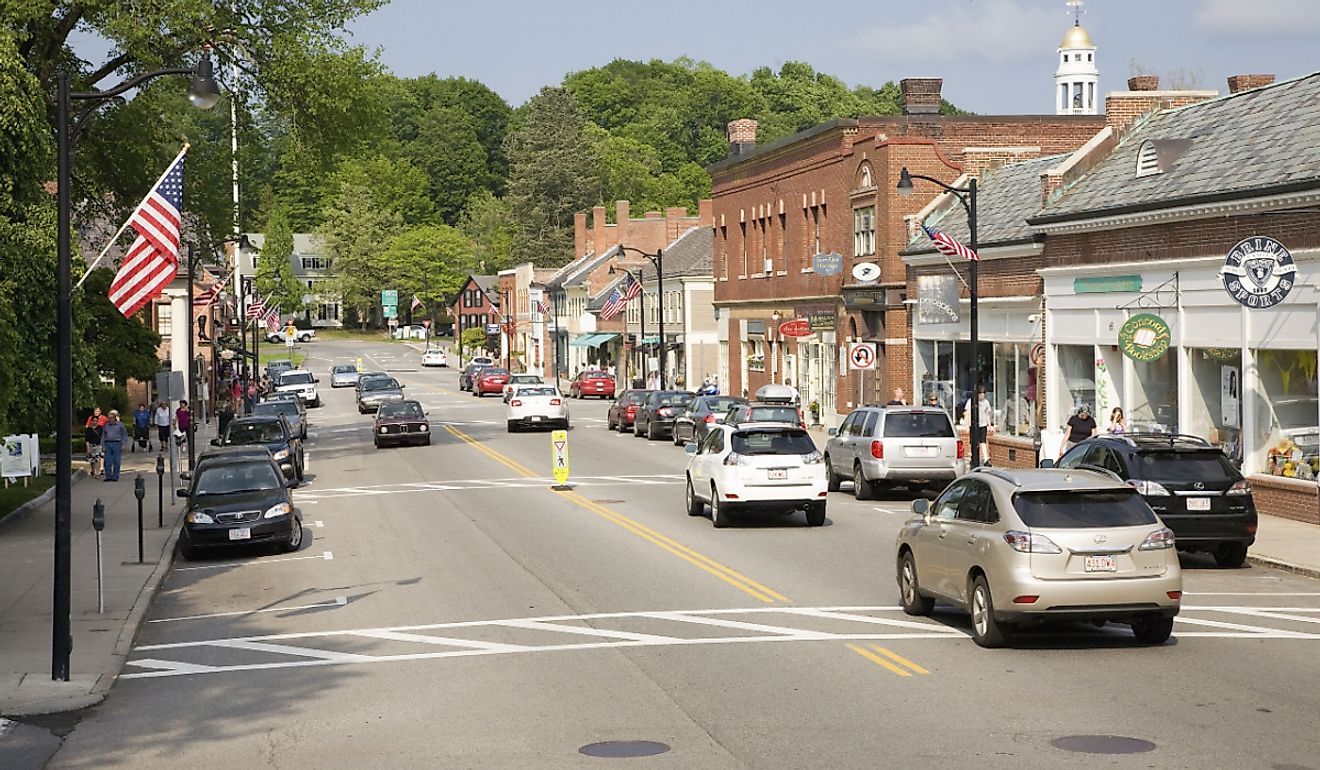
[904,446,937,457]
[1186,497,1211,511]
[228,528,251,541]
[1084,554,1117,572]
[531,415,543,421]
[767,469,788,480]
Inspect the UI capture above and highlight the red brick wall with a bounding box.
[1043,212,1320,268]
[1251,476,1320,525]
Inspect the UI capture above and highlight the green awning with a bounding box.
[569,333,619,348]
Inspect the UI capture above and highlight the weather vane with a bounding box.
[1067,0,1086,26]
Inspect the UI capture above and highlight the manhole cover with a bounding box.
[591,499,625,504]
[579,741,670,758]
[1052,735,1156,754]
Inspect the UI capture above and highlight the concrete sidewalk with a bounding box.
[803,424,1320,579]
[0,438,195,716]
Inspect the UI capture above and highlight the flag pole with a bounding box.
[74,143,190,290]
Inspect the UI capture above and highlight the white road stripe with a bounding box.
[210,640,374,661]
[150,596,347,623]
[495,619,678,643]
[645,612,840,639]
[350,630,531,652]
[1173,615,1311,637]
[173,551,332,572]
[786,608,963,634]
[128,659,224,674]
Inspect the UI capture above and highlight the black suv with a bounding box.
[177,447,303,559]
[210,415,305,485]
[1049,434,1256,567]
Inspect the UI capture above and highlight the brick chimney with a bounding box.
[574,211,588,257]
[1127,75,1160,92]
[615,200,630,246]
[727,119,758,156]
[899,78,943,115]
[592,205,607,254]
[697,198,714,227]
[1227,74,1275,93]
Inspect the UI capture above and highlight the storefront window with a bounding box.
[1188,348,1243,465]
[1254,349,1319,480]
[1056,345,1096,420]
[993,343,1037,437]
[1130,354,1178,434]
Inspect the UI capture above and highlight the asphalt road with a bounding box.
[42,339,1320,769]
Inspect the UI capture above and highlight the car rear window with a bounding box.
[704,397,743,412]
[1135,451,1236,481]
[1012,490,1158,528]
[586,372,611,379]
[483,368,510,377]
[516,387,558,397]
[883,411,954,438]
[748,406,799,423]
[622,392,648,404]
[655,392,693,406]
[254,402,298,417]
[732,429,816,455]
[333,365,356,373]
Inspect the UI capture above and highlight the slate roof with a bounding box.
[904,154,1066,253]
[1033,71,1320,223]
[657,227,714,278]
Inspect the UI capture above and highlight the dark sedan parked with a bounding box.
[253,397,306,439]
[672,395,748,446]
[374,400,430,448]
[633,390,695,440]
[176,447,303,559]
[210,415,304,484]
[606,389,653,432]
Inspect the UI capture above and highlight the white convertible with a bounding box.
[683,423,828,528]
[506,385,569,432]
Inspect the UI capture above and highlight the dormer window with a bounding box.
[1135,140,1161,178]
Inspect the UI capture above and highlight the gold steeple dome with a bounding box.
[1061,23,1094,49]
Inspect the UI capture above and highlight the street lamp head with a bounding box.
[896,167,915,197]
[188,55,222,110]
[771,310,782,322]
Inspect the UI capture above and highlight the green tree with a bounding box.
[328,154,437,227]
[78,268,164,385]
[410,106,488,223]
[504,87,602,266]
[457,190,514,273]
[255,205,306,314]
[319,181,403,327]
[377,225,477,323]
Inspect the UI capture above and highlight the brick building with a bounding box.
[452,274,501,362]
[709,78,1105,426]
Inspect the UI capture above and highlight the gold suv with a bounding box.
[895,467,1182,647]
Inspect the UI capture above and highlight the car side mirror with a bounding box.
[178,471,191,481]
[827,427,837,437]
[176,488,189,498]
[1038,459,1056,469]
[209,438,221,447]
[684,443,698,455]
[911,498,930,516]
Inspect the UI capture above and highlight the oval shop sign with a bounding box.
[1118,313,1171,362]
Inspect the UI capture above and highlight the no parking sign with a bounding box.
[847,342,877,371]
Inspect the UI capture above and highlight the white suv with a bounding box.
[684,424,827,528]
[276,369,321,408]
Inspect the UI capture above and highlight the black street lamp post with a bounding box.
[52,58,219,681]
[616,245,666,389]
[896,167,982,468]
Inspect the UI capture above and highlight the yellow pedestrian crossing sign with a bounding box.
[551,430,570,487]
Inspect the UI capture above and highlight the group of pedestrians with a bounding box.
[83,399,191,482]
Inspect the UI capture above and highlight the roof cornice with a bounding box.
[1030,185,1320,234]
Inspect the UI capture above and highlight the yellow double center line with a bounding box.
[846,644,930,677]
[444,425,789,603]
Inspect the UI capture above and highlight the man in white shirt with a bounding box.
[963,386,993,467]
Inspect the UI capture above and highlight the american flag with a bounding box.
[108,152,186,317]
[410,295,423,311]
[192,275,226,307]
[246,289,265,319]
[535,299,550,315]
[599,274,640,320]
[922,224,979,262]
[263,304,282,332]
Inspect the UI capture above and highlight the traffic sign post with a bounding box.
[847,342,877,371]
[551,429,570,489]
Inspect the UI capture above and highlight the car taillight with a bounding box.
[1226,479,1252,496]
[550,398,561,405]
[1139,527,1176,550]
[1002,530,1062,554]
[1167,591,1182,600]
[658,407,672,417]
[627,405,638,414]
[510,399,522,407]
[723,452,748,467]
[867,440,882,459]
[1130,480,1172,496]
[1012,595,1039,604]
[704,414,716,423]
[956,440,965,459]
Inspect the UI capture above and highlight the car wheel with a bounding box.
[647,422,659,440]
[673,428,685,446]
[898,552,935,616]
[423,436,431,446]
[1131,614,1174,645]
[710,485,730,528]
[373,438,380,448]
[852,463,873,501]
[507,421,517,433]
[607,416,615,430]
[634,420,646,437]
[825,456,841,492]
[805,501,826,527]
[280,518,304,553]
[177,538,198,561]
[969,575,1010,648]
[311,398,321,408]
[1214,542,1248,568]
[685,477,703,516]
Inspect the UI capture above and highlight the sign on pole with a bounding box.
[381,289,398,306]
[551,429,570,488]
[847,342,877,371]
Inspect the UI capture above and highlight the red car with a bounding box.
[607,389,652,432]
[569,370,616,399]
[472,367,511,397]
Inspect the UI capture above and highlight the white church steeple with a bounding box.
[1055,0,1099,115]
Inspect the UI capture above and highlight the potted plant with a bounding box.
[808,400,821,425]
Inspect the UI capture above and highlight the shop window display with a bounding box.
[1188,348,1243,466]
[1130,353,1178,434]
[1056,345,1096,418]
[993,342,1038,437]
[1254,349,1319,479]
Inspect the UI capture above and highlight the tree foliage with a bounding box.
[78,268,164,385]
[319,180,403,327]
[377,225,478,321]
[255,204,306,314]
[457,190,514,274]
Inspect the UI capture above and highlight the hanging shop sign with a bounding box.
[812,253,844,276]
[916,274,960,325]
[778,318,812,337]
[851,262,881,283]
[807,311,836,332]
[1220,235,1297,309]
[1117,313,1171,362]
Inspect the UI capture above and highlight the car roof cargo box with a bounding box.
[753,384,798,404]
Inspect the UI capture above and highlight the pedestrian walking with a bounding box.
[101,410,128,481]
[132,402,151,452]
[244,380,258,413]
[962,386,994,466]
[83,409,105,478]
[176,399,192,443]
[153,400,172,446]
[1066,404,1099,450]
[886,387,908,406]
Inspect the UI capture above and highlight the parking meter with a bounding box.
[92,498,105,613]
[92,499,105,531]
[135,473,146,562]
[156,453,165,528]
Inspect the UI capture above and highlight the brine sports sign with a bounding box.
[1118,313,1171,362]
[1220,235,1297,309]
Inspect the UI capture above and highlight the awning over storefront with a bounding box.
[569,333,619,348]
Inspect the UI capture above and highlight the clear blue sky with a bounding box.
[346,0,1319,113]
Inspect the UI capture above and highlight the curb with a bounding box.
[1247,553,1320,581]
[0,470,86,531]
